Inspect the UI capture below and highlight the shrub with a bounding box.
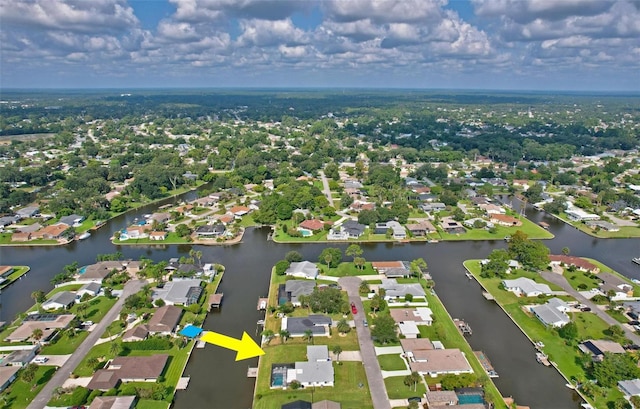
[123,337,173,350]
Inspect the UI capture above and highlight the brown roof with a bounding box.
[32,223,67,239]
[409,349,472,375]
[0,266,12,276]
[122,325,149,342]
[549,255,598,272]
[87,369,121,391]
[5,314,75,342]
[426,390,458,405]
[390,309,431,324]
[218,214,234,224]
[11,232,31,241]
[490,214,522,226]
[147,305,182,333]
[149,231,167,238]
[371,261,404,270]
[299,219,324,231]
[88,396,136,409]
[400,338,434,352]
[0,366,20,388]
[82,261,126,280]
[110,354,169,380]
[406,221,436,232]
[230,206,250,214]
[209,293,223,305]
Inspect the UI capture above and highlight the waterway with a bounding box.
[1,194,639,409]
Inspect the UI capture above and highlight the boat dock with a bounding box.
[247,367,258,378]
[176,376,190,389]
[539,221,550,229]
[196,340,206,349]
[208,293,223,311]
[474,351,498,378]
[536,352,551,366]
[482,291,495,301]
[454,319,472,335]
[257,297,268,311]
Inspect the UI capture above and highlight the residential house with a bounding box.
[195,224,226,238]
[420,202,446,212]
[0,366,20,393]
[42,291,77,310]
[307,345,330,362]
[282,401,312,409]
[478,203,505,215]
[565,207,600,222]
[341,220,366,238]
[0,215,18,228]
[77,282,101,298]
[122,325,149,342]
[374,221,406,239]
[348,201,375,212]
[380,279,426,300]
[425,390,458,407]
[397,321,420,338]
[489,214,522,227]
[5,314,75,343]
[147,213,171,225]
[372,261,405,275]
[618,379,640,398]
[16,206,39,219]
[88,396,136,409]
[149,231,167,241]
[400,338,434,355]
[11,232,31,242]
[585,220,620,232]
[549,255,599,273]
[229,206,250,216]
[530,298,571,328]
[440,217,466,234]
[406,221,436,236]
[390,308,433,326]
[409,348,473,377]
[191,196,216,207]
[299,219,325,232]
[122,225,151,240]
[79,261,127,282]
[282,280,316,306]
[2,346,39,366]
[152,279,203,306]
[217,214,234,225]
[599,272,634,301]
[87,355,169,391]
[579,339,626,361]
[282,315,331,337]
[59,214,85,227]
[501,277,552,297]
[32,223,68,240]
[292,361,334,387]
[284,261,319,279]
[146,305,183,335]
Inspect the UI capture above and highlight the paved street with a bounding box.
[27,279,147,409]
[318,170,336,209]
[339,276,391,409]
[540,271,640,345]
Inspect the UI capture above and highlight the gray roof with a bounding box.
[43,291,77,308]
[341,220,366,235]
[380,279,425,298]
[285,280,316,303]
[531,303,570,326]
[307,345,329,362]
[59,214,84,226]
[79,282,101,293]
[294,361,334,385]
[152,279,202,305]
[502,277,551,295]
[3,348,36,365]
[16,206,39,217]
[285,261,318,279]
[282,401,312,409]
[286,315,331,336]
[619,379,640,396]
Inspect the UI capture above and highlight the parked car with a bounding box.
[33,356,48,364]
[363,320,368,327]
[351,302,358,315]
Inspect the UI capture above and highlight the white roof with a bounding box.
[619,379,640,396]
[398,321,420,336]
[531,303,570,326]
[502,277,551,295]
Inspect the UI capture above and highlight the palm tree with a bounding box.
[261,329,275,345]
[359,281,370,295]
[332,345,343,362]
[562,247,570,256]
[76,303,88,320]
[109,341,120,356]
[403,371,421,392]
[31,290,45,309]
[279,330,290,344]
[303,329,314,344]
[354,256,366,271]
[31,328,44,346]
[337,319,351,334]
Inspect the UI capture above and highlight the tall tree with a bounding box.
[332,345,343,362]
[346,244,363,262]
[410,258,427,278]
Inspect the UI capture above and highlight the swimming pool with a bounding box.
[298,228,312,237]
[270,365,291,388]
[457,394,484,404]
[78,266,87,275]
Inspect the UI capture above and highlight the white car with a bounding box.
[33,356,48,364]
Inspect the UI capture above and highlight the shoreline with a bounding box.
[112,227,246,246]
[462,260,590,407]
[0,266,30,290]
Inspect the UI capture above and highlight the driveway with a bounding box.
[339,276,391,409]
[540,271,640,345]
[27,279,147,409]
[318,170,336,208]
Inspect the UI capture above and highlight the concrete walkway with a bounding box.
[27,279,147,409]
[381,369,411,378]
[339,276,391,409]
[541,271,640,345]
[374,346,403,355]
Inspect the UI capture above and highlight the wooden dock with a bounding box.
[208,293,223,311]
[482,291,495,301]
[536,352,551,366]
[196,340,206,349]
[247,367,258,378]
[474,351,498,378]
[257,297,268,311]
[454,319,472,335]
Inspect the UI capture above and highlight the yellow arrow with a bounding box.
[200,331,265,361]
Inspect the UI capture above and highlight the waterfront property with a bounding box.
[501,277,551,297]
[284,261,319,279]
[281,315,332,337]
[530,298,571,328]
[87,354,169,390]
[151,279,203,306]
[5,314,76,343]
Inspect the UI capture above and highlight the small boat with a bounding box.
[465,272,473,280]
[632,257,640,266]
[78,232,91,240]
[539,221,550,229]
[632,279,640,285]
[536,352,551,366]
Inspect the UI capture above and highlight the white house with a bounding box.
[619,379,640,398]
[77,282,101,298]
[502,277,552,297]
[530,298,571,328]
[565,207,600,222]
[284,261,319,279]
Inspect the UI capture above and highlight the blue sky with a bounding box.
[1,0,639,91]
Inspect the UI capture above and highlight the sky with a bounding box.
[1,0,639,91]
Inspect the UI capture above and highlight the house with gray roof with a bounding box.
[2,346,38,367]
[0,366,20,393]
[619,379,640,398]
[282,315,331,337]
[284,280,316,306]
[380,279,426,300]
[147,305,183,335]
[341,220,366,238]
[152,279,203,306]
[42,291,77,310]
[59,214,85,227]
[502,277,552,297]
[292,361,334,387]
[77,282,101,298]
[16,206,39,219]
[307,345,330,362]
[374,221,406,239]
[530,300,570,328]
[285,261,319,279]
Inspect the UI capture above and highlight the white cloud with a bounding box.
[237,18,308,47]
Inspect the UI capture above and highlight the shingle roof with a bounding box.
[294,361,334,385]
[285,315,331,336]
[43,291,76,308]
[147,305,183,333]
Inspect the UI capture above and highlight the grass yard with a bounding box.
[323,262,378,277]
[71,296,117,323]
[0,365,57,409]
[377,354,408,371]
[563,269,601,291]
[556,213,640,238]
[0,233,58,245]
[40,330,89,355]
[438,217,553,241]
[384,375,427,399]
[136,400,170,409]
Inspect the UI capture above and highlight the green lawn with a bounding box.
[323,262,378,277]
[0,365,57,409]
[0,233,58,245]
[563,270,601,291]
[377,354,408,371]
[384,376,427,399]
[40,331,89,355]
[438,217,553,241]
[136,400,170,409]
[0,266,30,289]
[555,213,640,238]
[71,296,117,323]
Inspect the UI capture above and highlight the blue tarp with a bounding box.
[180,325,203,338]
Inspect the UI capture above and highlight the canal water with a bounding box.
[1,195,638,409]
